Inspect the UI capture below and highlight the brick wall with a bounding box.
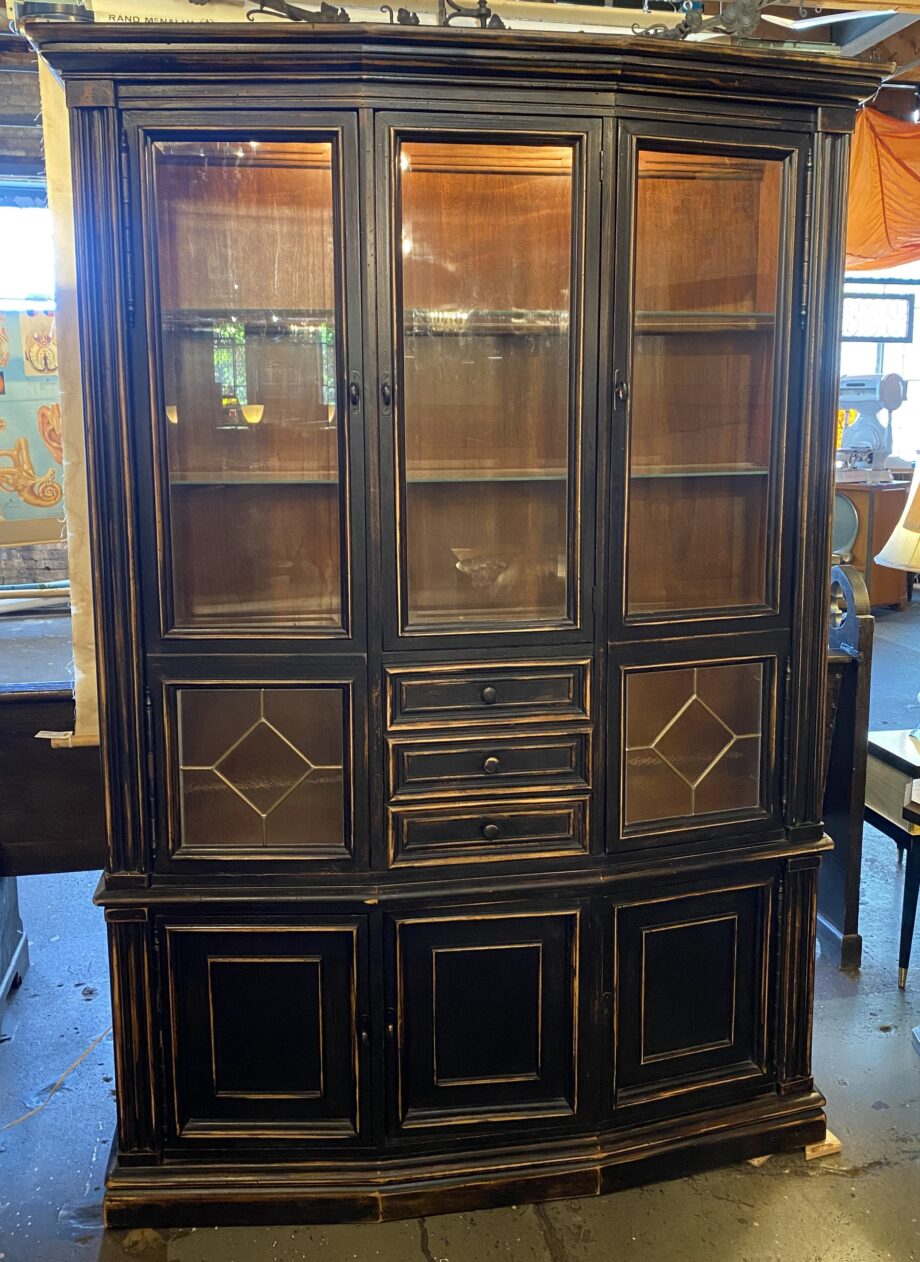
[1,539,68,585]
[0,9,43,167]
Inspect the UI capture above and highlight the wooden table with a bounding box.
[865,730,920,987]
[835,482,909,609]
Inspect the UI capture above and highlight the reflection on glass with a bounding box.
[623,662,764,827]
[154,139,344,629]
[177,686,347,851]
[397,140,577,629]
[626,150,783,615]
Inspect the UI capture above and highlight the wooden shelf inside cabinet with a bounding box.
[634,311,775,334]
[169,472,339,486]
[406,467,567,484]
[159,300,335,330]
[408,602,566,624]
[631,465,770,480]
[405,309,569,337]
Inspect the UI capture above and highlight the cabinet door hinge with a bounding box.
[143,688,158,856]
[599,148,605,184]
[118,129,136,328]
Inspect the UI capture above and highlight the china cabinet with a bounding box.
[29,19,880,1226]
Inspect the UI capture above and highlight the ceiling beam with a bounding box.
[838,12,918,55]
[870,19,920,78]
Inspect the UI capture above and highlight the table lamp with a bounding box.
[876,459,920,739]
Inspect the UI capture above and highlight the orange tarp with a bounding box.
[847,107,920,271]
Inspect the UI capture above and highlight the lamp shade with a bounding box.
[876,461,920,572]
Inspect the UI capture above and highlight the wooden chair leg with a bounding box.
[898,841,920,989]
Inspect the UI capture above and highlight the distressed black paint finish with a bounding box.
[162,919,368,1145]
[613,881,772,1115]
[25,20,881,1226]
[387,906,582,1135]
[0,690,104,876]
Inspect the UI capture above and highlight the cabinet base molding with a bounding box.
[102,1092,826,1228]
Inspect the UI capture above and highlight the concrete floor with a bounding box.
[0,609,74,687]
[1,607,919,1260]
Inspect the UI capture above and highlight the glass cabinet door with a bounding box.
[385,129,589,636]
[150,132,355,634]
[623,142,791,618]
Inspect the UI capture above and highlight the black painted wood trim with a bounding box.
[0,690,105,876]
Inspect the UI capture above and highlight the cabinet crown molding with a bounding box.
[28,21,885,112]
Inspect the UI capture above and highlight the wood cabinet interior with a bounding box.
[627,151,781,616]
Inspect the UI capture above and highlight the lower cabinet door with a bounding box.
[162,918,368,1145]
[387,906,582,1136]
[612,881,773,1115]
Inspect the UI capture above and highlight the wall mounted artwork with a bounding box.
[0,310,65,547]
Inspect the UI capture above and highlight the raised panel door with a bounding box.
[387,907,582,1135]
[162,919,368,1145]
[611,881,773,1116]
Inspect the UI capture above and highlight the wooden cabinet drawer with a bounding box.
[387,797,589,867]
[385,659,591,731]
[388,731,591,801]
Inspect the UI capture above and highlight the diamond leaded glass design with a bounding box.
[176,686,347,852]
[624,662,764,828]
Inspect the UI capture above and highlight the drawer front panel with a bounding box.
[388,908,582,1134]
[386,659,592,730]
[389,731,591,800]
[162,920,367,1145]
[388,797,589,867]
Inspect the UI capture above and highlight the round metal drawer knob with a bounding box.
[483,756,501,775]
[481,822,501,840]
[481,685,499,705]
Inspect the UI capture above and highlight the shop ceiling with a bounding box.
[0,0,919,101]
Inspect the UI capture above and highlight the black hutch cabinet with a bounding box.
[29,20,879,1226]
